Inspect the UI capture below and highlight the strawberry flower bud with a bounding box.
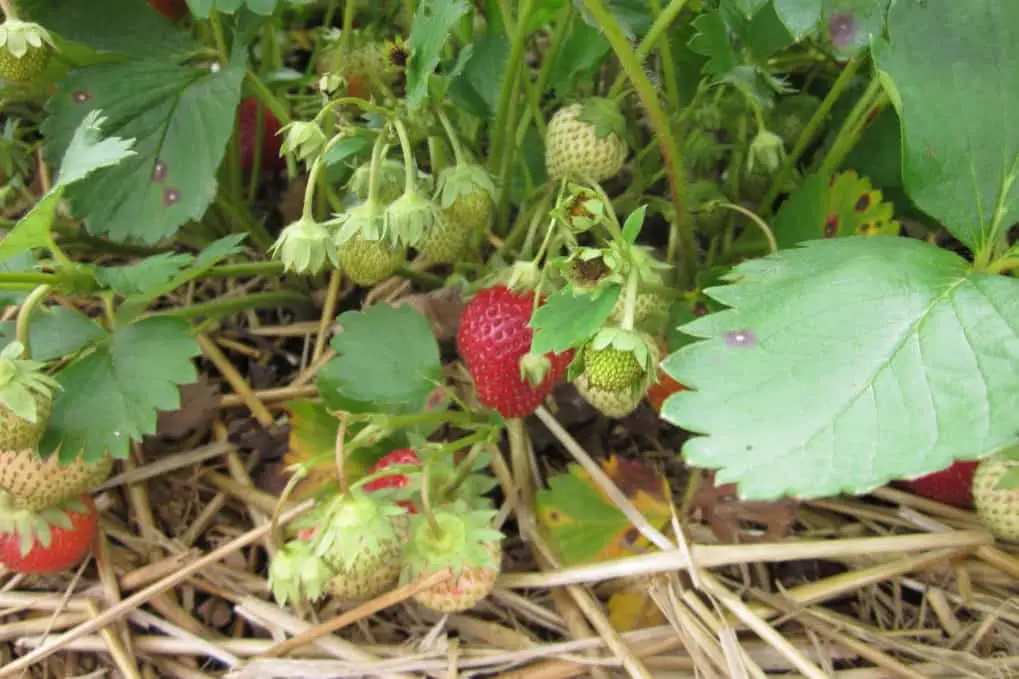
[747,127,786,175]
[269,216,338,274]
[280,120,327,164]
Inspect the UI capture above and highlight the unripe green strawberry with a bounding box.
[0,449,114,511]
[419,164,496,264]
[413,540,501,613]
[311,491,407,602]
[417,214,468,264]
[0,341,59,450]
[973,452,1019,541]
[575,373,644,419]
[546,98,628,183]
[0,21,54,83]
[336,234,406,286]
[0,390,51,452]
[582,343,643,392]
[402,503,503,614]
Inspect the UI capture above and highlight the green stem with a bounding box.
[436,107,468,165]
[420,460,443,538]
[366,135,388,206]
[817,77,883,177]
[716,202,777,254]
[44,232,73,270]
[648,0,683,112]
[15,285,51,358]
[0,271,60,286]
[520,184,558,260]
[331,0,359,74]
[392,119,418,193]
[0,0,19,19]
[244,71,291,125]
[619,268,639,332]
[143,291,312,322]
[576,0,694,286]
[512,3,572,150]
[201,261,285,278]
[488,0,535,175]
[760,56,863,217]
[608,0,689,101]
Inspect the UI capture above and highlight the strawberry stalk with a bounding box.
[439,441,490,500]
[436,107,469,168]
[0,0,18,20]
[419,458,444,538]
[15,284,52,359]
[392,118,418,196]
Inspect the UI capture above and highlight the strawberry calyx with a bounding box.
[384,189,440,248]
[400,503,502,584]
[329,201,387,247]
[269,215,338,274]
[268,539,335,605]
[0,20,54,60]
[311,490,406,572]
[574,97,627,141]
[583,328,659,394]
[0,341,60,424]
[0,494,90,558]
[279,120,327,164]
[434,163,496,210]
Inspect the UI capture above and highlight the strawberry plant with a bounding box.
[4,0,1019,673]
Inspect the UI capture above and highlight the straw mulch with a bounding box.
[3,273,1019,679]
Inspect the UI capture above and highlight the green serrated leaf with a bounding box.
[186,0,276,17]
[40,317,200,462]
[0,111,136,262]
[662,237,1019,501]
[324,304,442,408]
[41,51,245,244]
[22,0,198,58]
[774,0,822,39]
[115,235,246,323]
[530,285,621,356]
[689,12,738,77]
[872,0,1017,251]
[620,205,647,244]
[406,0,471,109]
[94,253,194,296]
[0,307,107,361]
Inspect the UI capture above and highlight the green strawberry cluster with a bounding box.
[268,447,504,613]
[269,111,497,287]
[0,342,111,574]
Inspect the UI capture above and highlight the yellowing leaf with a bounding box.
[536,456,671,566]
[282,400,384,500]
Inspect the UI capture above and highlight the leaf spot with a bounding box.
[162,188,180,206]
[152,160,167,183]
[823,215,839,237]
[828,13,858,48]
[854,194,871,212]
[723,329,756,348]
[72,90,91,103]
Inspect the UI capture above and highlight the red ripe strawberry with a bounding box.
[147,0,190,21]
[238,97,284,173]
[457,285,574,418]
[0,496,97,574]
[897,460,978,508]
[364,448,421,513]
